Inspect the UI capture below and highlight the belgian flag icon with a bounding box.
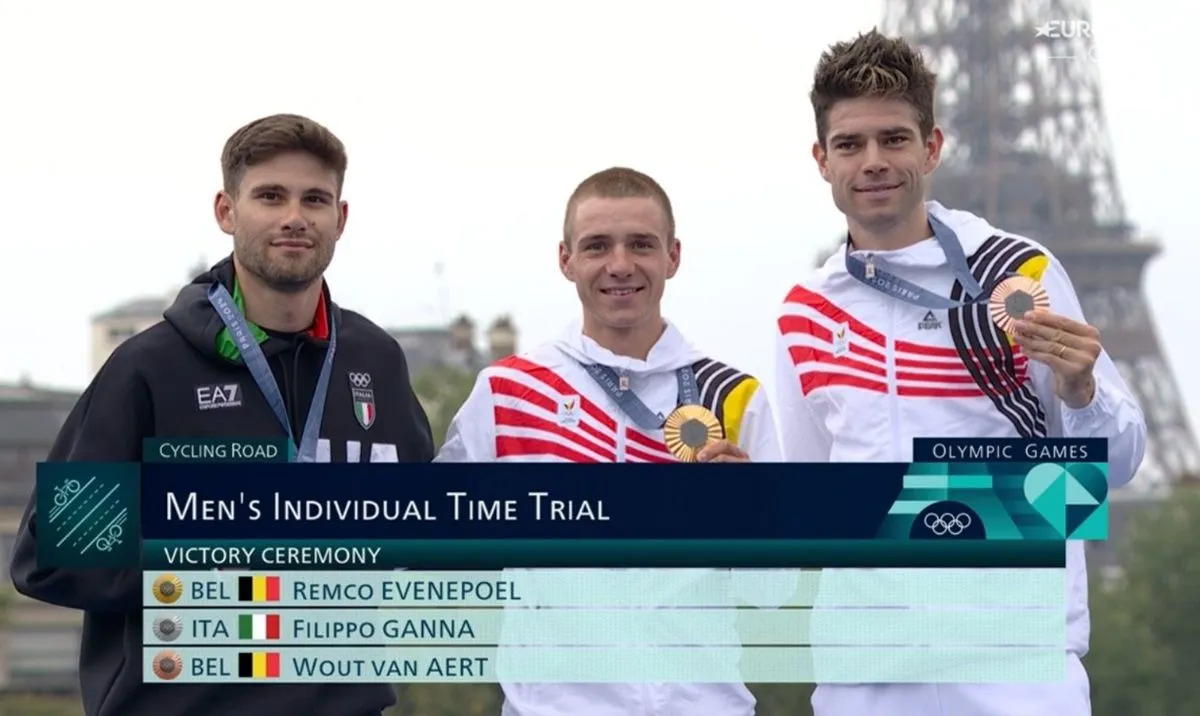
[238,575,281,602]
[238,651,281,679]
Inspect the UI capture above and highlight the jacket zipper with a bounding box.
[610,381,653,713]
[885,299,902,457]
[615,399,628,462]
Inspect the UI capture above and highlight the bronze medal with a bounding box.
[152,650,183,680]
[988,275,1049,335]
[663,405,723,462]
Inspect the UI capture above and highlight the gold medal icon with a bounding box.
[663,405,723,462]
[152,574,184,605]
[151,650,182,681]
[988,275,1049,335]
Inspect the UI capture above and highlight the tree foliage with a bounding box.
[0,694,83,716]
[1086,488,1200,716]
[411,364,478,449]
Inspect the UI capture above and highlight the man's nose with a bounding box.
[606,246,635,276]
[280,203,308,234]
[862,141,889,175]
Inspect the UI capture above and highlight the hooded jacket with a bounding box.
[10,255,435,716]
[436,320,795,716]
[774,201,1146,716]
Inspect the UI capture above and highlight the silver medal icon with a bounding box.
[152,615,183,642]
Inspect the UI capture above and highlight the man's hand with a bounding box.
[696,440,750,463]
[1012,310,1102,409]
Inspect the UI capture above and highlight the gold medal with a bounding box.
[152,573,184,604]
[988,275,1049,335]
[663,404,723,462]
[152,650,182,680]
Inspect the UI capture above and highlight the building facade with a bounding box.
[89,297,171,377]
[388,314,517,378]
[0,380,83,692]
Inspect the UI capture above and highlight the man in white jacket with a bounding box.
[437,166,787,715]
[775,30,1148,716]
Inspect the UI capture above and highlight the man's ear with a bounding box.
[924,126,945,175]
[813,141,831,184]
[214,191,236,236]
[559,240,573,281]
[335,199,350,240]
[666,237,681,279]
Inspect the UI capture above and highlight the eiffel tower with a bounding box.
[822,0,1200,492]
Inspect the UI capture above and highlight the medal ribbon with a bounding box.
[208,282,336,463]
[581,363,698,431]
[844,214,997,309]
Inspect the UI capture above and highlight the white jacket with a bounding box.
[774,201,1147,716]
[437,320,791,716]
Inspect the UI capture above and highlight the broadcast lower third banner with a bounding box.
[141,570,1067,608]
[37,436,1108,570]
[143,645,1068,684]
[140,607,1066,647]
[139,569,1068,684]
[141,539,1067,568]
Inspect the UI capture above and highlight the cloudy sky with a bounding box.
[3,0,1196,439]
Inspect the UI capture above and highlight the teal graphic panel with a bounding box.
[877,461,1108,541]
[36,463,141,568]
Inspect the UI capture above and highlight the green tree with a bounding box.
[395,365,497,712]
[749,683,814,715]
[0,588,84,716]
[411,364,478,449]
[0,693,83,716]
[387,684,503,716]
[1087,488,1200,716]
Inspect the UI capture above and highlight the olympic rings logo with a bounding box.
[348,372,372,388]
[923,512,972,536]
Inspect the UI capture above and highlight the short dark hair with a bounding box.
[810,29,938,147]
[221,114,348,196]
[563,167,676,246]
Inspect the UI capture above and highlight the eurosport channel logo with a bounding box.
[1035,20,1100,63]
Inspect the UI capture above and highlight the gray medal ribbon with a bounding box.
[208,282,336,462]
[844,214,995,309]
[580,363,698,431]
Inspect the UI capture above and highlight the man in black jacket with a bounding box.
[10,114,435,716]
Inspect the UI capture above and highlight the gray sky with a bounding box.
[3,1,1196,429]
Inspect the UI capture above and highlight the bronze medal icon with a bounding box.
[152,574,184,605]
[152,650,183,681]
[988,275,1049,335]
[663,405,723,462]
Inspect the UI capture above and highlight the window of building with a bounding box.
[0,447,40,508]
[107,325,137,342]
[0,532,14,571]
[6,625,81,686]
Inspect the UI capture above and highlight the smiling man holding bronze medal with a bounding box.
[773,30,1147,716]
[437,166,785,715]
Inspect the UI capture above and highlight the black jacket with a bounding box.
[10,256,435,716]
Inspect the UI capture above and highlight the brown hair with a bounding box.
[562,167,676,246]
[809,29,937,148]
[221,114,348,196]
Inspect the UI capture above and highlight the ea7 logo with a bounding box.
[196,384,242,411]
